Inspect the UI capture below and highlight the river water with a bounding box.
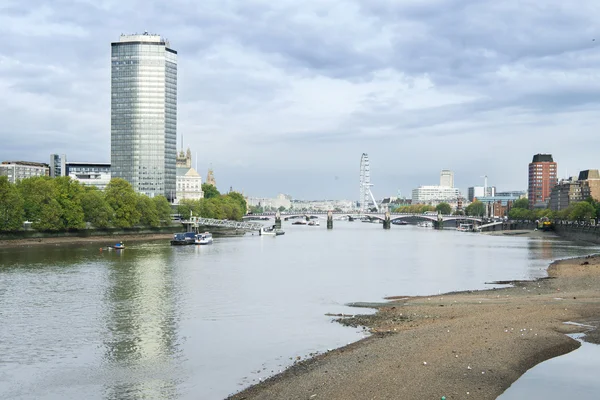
[0,222,598,400]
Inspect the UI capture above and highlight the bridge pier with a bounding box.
[435,212,444,230]
[383,211,391,229]
[275,211,282,229]
[327,211,333,229]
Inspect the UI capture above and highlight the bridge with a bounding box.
[244,212,482,224]
[183,217,265,232]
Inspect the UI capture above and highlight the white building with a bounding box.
[440,170,454,188]
[0,161,49,183]
[412,186,461,203]
[247,194,292,210]
[176,167,203,203]
[66,162,111,190]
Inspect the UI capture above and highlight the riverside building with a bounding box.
[110,32,177,201]
[528,154,557,209]
[0,161,49,183]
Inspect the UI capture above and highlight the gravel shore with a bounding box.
[228,254,600,400]
[0,233,174,248]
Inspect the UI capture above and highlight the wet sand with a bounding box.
[228,254,600,400]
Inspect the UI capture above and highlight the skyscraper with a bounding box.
[111,33,177,200]
[440,169,454,188]
[528,154,557,209]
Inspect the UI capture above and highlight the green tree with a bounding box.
[226,191,247,214]
[0,176,25,231]
[105,178,141,228]
[137,195,160,227]
[202,183,220,199]
[569,201,596,221]
[248,205,264,214]
[153,196,173,226]
[81,188,113,228]
[53,177,86,230]
[512,198,529,209]
[18,177,64,231]
[435,202,452,215]
[465,200,486,217]
[177,199,196,219]
[278,206,286,212]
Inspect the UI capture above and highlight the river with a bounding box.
[0,222,598,399]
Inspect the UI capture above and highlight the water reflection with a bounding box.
[102,246,182,400]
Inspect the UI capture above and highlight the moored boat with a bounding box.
[260,225,285,236]
[307,220,320,226]
[111,242,125,249]
[194,232,213,245]
[292,220,307,225]
[170,232,196,245]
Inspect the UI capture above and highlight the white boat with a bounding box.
[194,232,213,245]
[457,224,473,232]
[418,221,433,228]
[307,220,320,226]
[260,226,285,236]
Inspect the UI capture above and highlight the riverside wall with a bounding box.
[0,226,182,241]
[553,223,600,245]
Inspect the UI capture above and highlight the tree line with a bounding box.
[176,184,247,221]
[0,176,174,232]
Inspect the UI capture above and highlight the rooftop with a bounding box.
[531,154,554,163]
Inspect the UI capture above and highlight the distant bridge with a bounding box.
[244,212,482,224]
[183,217,265,232]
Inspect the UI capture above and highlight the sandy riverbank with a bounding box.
[0,233,174,249]
[228,254,600,400]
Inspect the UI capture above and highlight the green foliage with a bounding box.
[278,206,287,212]
[512,198,529,209]
[569,201,596,221]
[53,177,86,230]
[0,176,25,231]
[105,178,141,228]
[202,183,220,199]
[435,202,452,215]
[176,193,245,221]
[17,177,64,231]
[227,191,247,214]
[465,200,485,217]
[153,196,173,226]
[81,188,113,228]
[137,195,160,227]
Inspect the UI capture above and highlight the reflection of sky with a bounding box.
[102,246,182,400]
[498,335,600,399]
[1,226,599,400]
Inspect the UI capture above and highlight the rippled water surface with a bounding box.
[0,223,598,399]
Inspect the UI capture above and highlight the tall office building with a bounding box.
[440,169,454,188]
[528,154,557,209]
[111,33,177,201]
[50,154,67,177]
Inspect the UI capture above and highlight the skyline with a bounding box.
[2,1,600,199]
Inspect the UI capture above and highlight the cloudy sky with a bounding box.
[1,0,600,200]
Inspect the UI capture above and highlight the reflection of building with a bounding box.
[412,186,461,203]
[468,186,496,202]
[110,33,177,200]
[528,154,557,209]
[440,169,454,188]
[549,170,600,211]
[206,168,216,187]
[66,162,111,190]
[0,161,49,183]
[50,154,67,177]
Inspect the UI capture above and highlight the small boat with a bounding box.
[292,220,307,225]
[260,226,285,236]
[457,223,473,232]
[417,221,433,228]
[392,220,408,225]
[307,220,320,226]
[112,242,125,249]
[170,232,196,245]
[194,232,213,245]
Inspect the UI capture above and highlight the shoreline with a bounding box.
[228,253,600,400]
[0,233,175,249]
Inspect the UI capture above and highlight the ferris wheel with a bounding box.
[359,153,378,213]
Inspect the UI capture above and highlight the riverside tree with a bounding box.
[202,183,220,199]
[81,188,113,228]
[435,202,452,215]
[17,177,63,231]
[53,177,86,230]
[0,176,25,231]
[465,200,486,217]
[105,178,141,228]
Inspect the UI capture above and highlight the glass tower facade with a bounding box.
[111,33,177,201]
